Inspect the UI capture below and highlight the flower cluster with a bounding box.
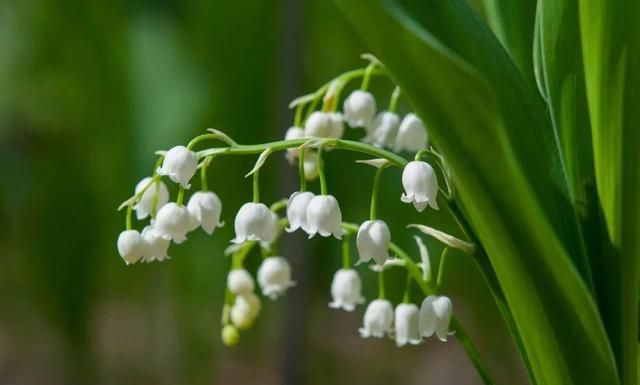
[117,57,468,349]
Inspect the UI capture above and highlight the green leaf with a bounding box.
[537,0,599,298]
[579,0,640,384]
[335,0,619,384]
[483,0,537,85]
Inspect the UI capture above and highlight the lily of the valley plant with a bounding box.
[116,1,639,384]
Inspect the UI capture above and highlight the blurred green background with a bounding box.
[0,1,528,384]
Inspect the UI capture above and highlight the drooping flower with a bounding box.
[284,126,306,163]
[343,90,376,128]
[359,299,394,338]
[231,202,275,244]
[367,111,400,148]
[257,256,296,299]
[227,269,255,296]
[394,113,428,152]
[304,111,344,139]
[356,220,391,265]
[286,191,315,233]
[154,202,192,244]
[140,225,171,262]
[117,230,145,265]
[133,177,169,220]
[186,191,223,234]
[230,293,261,330]
[306,195,344,239]
[401,161,439,212]
[157,145,198,188]
[329,268,364,311]
[419,295,453,341]
[394,303,422,347]
[261,211,281,248]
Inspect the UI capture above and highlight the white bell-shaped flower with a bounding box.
[140,225,170,262]
[260,212,281,249]
[343,90,376,128]
[231,202,275,244]
[117,230,145,265]
[394,113,428,152]
[329,268,364,311]
[401,161,439,212]
[157,145,198,188]
[285,126,306,163]
[394,303,422,347]
[230,293,261,330]
[257,256,296,299]
[356,220,391,265]
[419,295,453,341]
[306,195,344,239]
[154,202,191,244]
[367,111,400,148]
[133,177,169,220]
[304,111,344,139]
[286,191,315,233]
[359,299,394,338]
[227,269,255,296]
[303,150,319,181]
[186,191,223,234]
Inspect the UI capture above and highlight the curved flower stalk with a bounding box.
[115,58,500,384]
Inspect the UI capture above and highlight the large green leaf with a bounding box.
[483,0,537,86]
[579,0,640,384]
[537,0,599,295]
[335,0,619,384]
[381,0,593,291]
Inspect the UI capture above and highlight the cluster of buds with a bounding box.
[117,56,470,348]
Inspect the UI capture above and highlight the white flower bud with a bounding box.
[394,113,428,152]
[227,269,255,296]
[419,295,453,341]
[359,299,394,338]
[367,111,399,148]
[230,293,261,330]
[231,202,275,244]
[328,269,364,311]
[133,177,169,220]
[186,191,223,234]
[286,191,315,233]
[284,126,306,163]
[356,220,391,265]
[394,303,422,347]
[257,256,296,299]
[117,230,145,265]
[141,225,171,262]
[154,202,191,244]
[304,111,344,139]
[157,145,198,188]
[401,161,439,212]
[303,150,319,181]
[343,90,376,128]
[306,195,344,239]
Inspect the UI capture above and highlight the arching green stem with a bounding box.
[253,169,260,203]
[377,269,386,299]
[176,187,185,206]
[402,269,412,303]
[369,165,386,220]
[388,86,401,113]
[361,63,377,90]
[125,205,133,230]
[298,149,307,192]
[317,146,328,195]
[342,234,352,269]
[436,247,451,291]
